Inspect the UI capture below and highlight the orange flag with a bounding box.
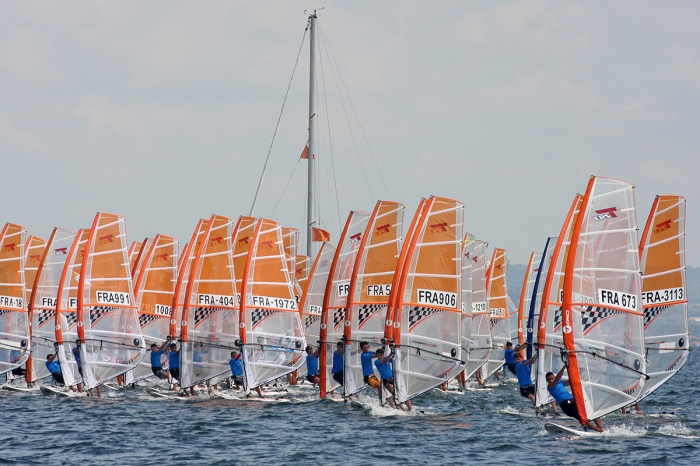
[312,227,330,242]
[300,145,315,160]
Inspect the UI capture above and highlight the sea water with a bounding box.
[1,350,698,465]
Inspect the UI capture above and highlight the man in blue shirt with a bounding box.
[359,341,380,391]
[149,341,170,380]
[168,343,181,392]
[304,345,320,386]
[331,341,344,386]
[374,347,412,412]
[72,340,83,378]
[45,353,77,392]
[547,365,604,432]
[228,350,244,390]
[513,351,542,415]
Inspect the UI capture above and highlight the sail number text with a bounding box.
[197,294,237,307]
[0,295,23,309]
[252,295,297,310]
[417,289,457,308]
[598,288,637,311]
[96,291,130,306]
[642,287,684,305]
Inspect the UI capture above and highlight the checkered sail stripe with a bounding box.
[194,307,217,326]
[554,307,562,329]
[90,306,115,324]
[305,315,319,329]
[408,306,442,329]
[489,318,499,329]
[581,306,621,333]
[644,306,669,327]
[0,310,10,316]
[38,309,56,327]
[357,304,386,328]
[223,310,237,323]
[252,309,279,329]
[333,308,346,330]
[64,311,77,327]
[139,314,161,328]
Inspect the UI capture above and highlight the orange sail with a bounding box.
[319,211,370,398]
[55,229,89,387]
[343,200,405,397]
[27,229,77,384]
[534,195,582,407]
[638,195,688,400]
[561,177,645,423]
[239,218,305,394]
[126,234,179,383]
[76,213,146,390]
[128,241,144,278]
[389,196,464,403]
[178,215,237,389]
[482,248,510,378]
[0,223,28,375]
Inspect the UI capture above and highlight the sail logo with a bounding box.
[495,264,502,270]
[337,281,350,297]
[78,249,85,257]
[259,240,274,250]
[97,234,114,245]
[428,222,448,234]
[296,268,303,276]
[153,253,168,262]
[654,219,672,234]
[320,260,329,267]
[0,295,23,309]
[599,288,637,311]
[2,243,15,252]
[375,224,390,236]
[367,284,391,296]
[472,257,478,263]
[349,233,362,243]
[593,207,617,221]
[96,291,130,306]
[29,254,41,262]
[642,287,684,305]
[237,236,249,247]
[417,289,457,308]
[209,236,223,246]
[54,247,68,255]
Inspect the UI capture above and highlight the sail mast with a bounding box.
[307,11,317,258]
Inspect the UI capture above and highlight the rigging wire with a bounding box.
[316,30,343,233]
[269,160,302,218]
[249,24,308,216]
[319,24,392,199]
[318,25,374,204]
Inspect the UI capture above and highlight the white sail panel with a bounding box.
[465,238,490,379]
[483,248,510,378]
[0,224,28,375]
[460,233,475,378]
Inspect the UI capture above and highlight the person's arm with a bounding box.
[547,365,567,389]
[524,353,538,366]
[379,353,393,365]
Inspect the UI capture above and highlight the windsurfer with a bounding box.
[228,350,243,390]
[305,345,320,386]
[45,353,76,392]
[504,342,525,376]
[9,350,25,378]
[374,347,412,411]
[513,352,542,415]
[168,343,182,393]
[331,341,344,386]
[359,341,380,391]
[149,341,170,380]
[546,366,604,432]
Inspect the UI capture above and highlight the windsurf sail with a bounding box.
[465,238,490,379]
[55,229,89,387]
[534,196,582,407]
[344,200,405,397]
[562,176,646,423]
[179,215,238,389]
[77,213,146,390]
[524,238,555,360]
[637,195,688,400]
[22,235,45,381]
[482,248,510,378]
[128,234,179,383]
[0,223,28,375]
[460,234,475,377]
[295,255,310,300]
[390,196,464,403]
[239,218,305,394]
[517,252,540,355]
[298,242,335,377]
[282,227,301,301]
[319,211,370,398]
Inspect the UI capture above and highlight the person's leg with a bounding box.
[585,419,604,432]
[405,400,413,411]
[255,386,264,398]
[634,403,644,414]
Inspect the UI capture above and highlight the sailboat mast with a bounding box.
[307,12,317,258]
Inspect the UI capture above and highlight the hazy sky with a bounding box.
[1,1,698,267]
